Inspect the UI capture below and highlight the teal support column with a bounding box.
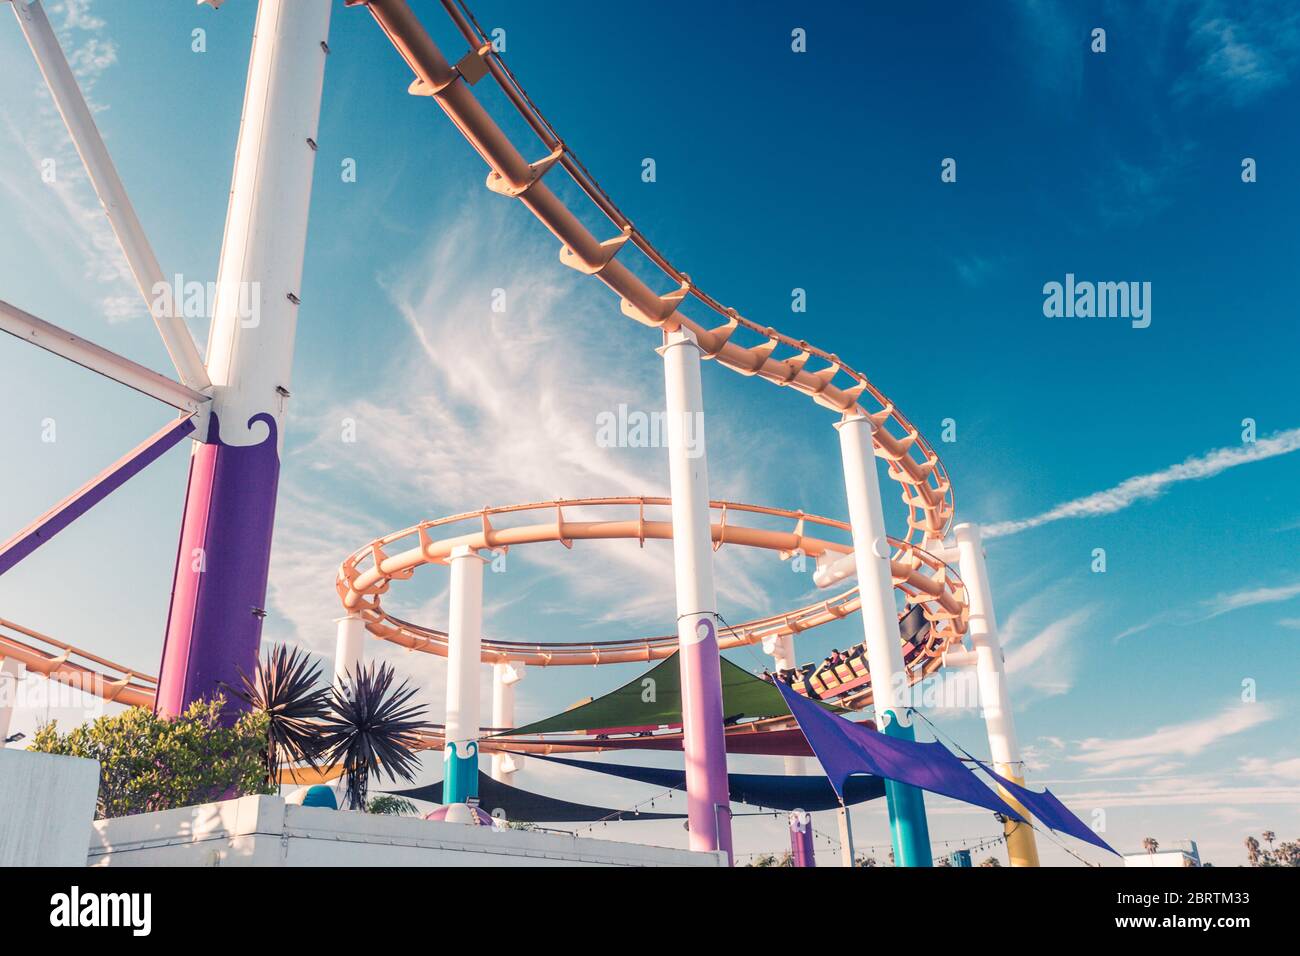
[443,545,486,811]
[879,710,932,866]
[444,741,478,804]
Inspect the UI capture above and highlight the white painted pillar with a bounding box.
[764,633,797,672]
[658,326,733,862]
[763,633,809,776]
[835,413,931,866]
[0,658,26,744]
[953,522,1040,867]
[490,661,525,783]
[835,415,909,722]
[838,804,857,867]
[333,614,366,689]
[444,545,486,811]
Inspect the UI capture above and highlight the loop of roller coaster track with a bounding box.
[337,498,969,712]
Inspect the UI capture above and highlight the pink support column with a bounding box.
[789,810,816,867]
[658,327,733,863]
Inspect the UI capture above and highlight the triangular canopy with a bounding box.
[392,772,685,823]
[966,756,1119,856]
[497,652,839,737]
[773,679,1024,819]
[530,753,885,811]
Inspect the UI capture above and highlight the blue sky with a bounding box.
[2,0,1298,865]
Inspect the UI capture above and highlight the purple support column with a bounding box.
[790,810,816,867]
[155,0,332,719]
[157,415,281,718]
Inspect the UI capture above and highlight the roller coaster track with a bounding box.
[2,0,970,725]
[0,617,157,709]
[338,498,968,711]
[350,0,955,545]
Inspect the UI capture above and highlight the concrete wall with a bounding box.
[0,749,99,866]
[90,795,724,867]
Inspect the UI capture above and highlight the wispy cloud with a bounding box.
[0,1,142,322]
[1114,578,1300,641]
[1237,755,1300,781]
[283,201,771,644]
[1174,1,1300,106]
[1000,598,1092,702]
[1070,702,1277,775]
[984,429,1300,538]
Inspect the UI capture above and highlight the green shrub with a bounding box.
[29,695,274,819]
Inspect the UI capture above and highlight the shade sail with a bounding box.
[530,753,886,811]
[773,679,1024,820]
[498,651,839,737]
[532,727,815,756]
[970,757,1119,856]
[392,771,684,823]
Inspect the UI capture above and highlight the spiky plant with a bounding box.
[222,643,331,784]
[320,661,432,811]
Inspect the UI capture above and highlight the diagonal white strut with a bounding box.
[0,298,208,414]
[9,0,211,391]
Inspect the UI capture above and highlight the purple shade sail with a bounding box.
[773,679,1024,821]
[970,757,1120,856]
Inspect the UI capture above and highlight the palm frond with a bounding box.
[319,661,433,810]
[222,643,331,779]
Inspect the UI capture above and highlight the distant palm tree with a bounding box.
[979,856,1003,867]
[319,661,432,811]
[1142,837,1159,857]
[1245,836,1261,866]
[223,643,331,784]
[1262,830,1276,847]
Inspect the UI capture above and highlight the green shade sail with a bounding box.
[497,652,841,737]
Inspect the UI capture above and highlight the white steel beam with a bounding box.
[0,299,208,414]
[9,0,211,391]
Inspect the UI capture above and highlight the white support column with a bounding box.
[838,804,856,868]
[0,658,26,744]
[836,415,909,723]
[333,614,366,689]
[953,522,1040,867]
[763,633,809,776]
[444,545,486,815]
[836,413,932,867]
[490,661,525,784]
[658,326,733,863]
[763,633,797,673]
